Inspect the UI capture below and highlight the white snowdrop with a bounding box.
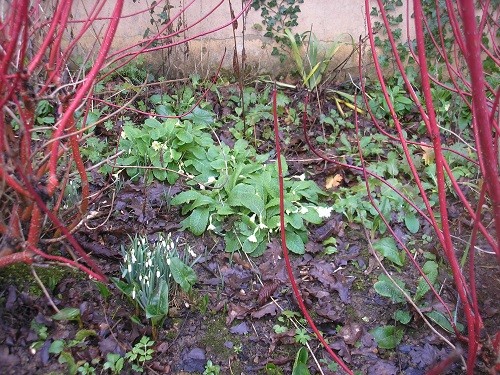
[248,234,258,243]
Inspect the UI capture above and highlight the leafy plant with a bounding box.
[283,28,343,91]
[77,362,96,375]
[251,0,304,62]
[102,353,124,374]
[291,347,310,375]
[171,140,328,255]
[203,359,221,375]
[125,336,155,373]
[113,233,197,335]
[370,325,404,350]
[39,327,98,375]
[117,115,214,184]
[294,328,311,345]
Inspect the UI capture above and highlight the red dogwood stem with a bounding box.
[272,86,353,375]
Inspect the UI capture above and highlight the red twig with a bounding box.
[272,85,353,375]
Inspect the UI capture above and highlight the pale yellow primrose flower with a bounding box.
[315,206,333,218]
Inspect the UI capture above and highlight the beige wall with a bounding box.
[66,0,413,79]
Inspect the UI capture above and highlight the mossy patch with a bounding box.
[200,314,243,373]
[0,263,75,296]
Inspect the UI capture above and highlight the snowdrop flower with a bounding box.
[206,176,216,184]
[299,205,309,215]
[315,206,333,218]
[131,252,137,264]
[199,184,205,190]
[258,218,268,230]
[131,287,136,300]
[166,257,171,266]
[248,234,258,243]
[127,263,132,274]
[156,270,161,278]
[152,141,162,151]
[250,214,256,223]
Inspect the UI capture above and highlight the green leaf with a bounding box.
[370,325,404,349]
[176,129,194,144]
[292,347,310,375]
[224,232,239,253]
[228,184,265,214]
[414,260,438,301]
[186,207,210,235]
[394,310,411,325]
[373,237,405,266]
[145,279,169,320]
[169,257,197,292]
[285,230,305,254]
[171,190,203,205]
[49,340,65,355]
[52,307,81,321]
[72,329,97,344]
[300,207,322,224]
[287,213,303,230]
[404,212,420,234]
[94,281,111,300]
[425,310,455,333]
[184,107,214,126]
[373,274,407,303]
[58,351,78,375]
[144,118,164,140]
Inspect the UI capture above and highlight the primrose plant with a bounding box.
[113,233,197,335]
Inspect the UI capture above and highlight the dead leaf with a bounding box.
[226,303,250,325]
[251,302,279,319]
[421,145,435,165]
[257,282,279,305]
[325,174,343,189]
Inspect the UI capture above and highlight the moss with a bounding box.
[0,263,74,296]
[345,304,359,320]
[200,314,243,373]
